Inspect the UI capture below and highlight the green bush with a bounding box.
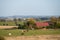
[56,23,60,28]
[46,26,54,29]
[0,36,5,40]
[18,24,25,29]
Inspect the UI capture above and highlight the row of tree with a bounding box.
[49,16,60,29]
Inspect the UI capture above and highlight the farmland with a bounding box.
[0,21,24,26]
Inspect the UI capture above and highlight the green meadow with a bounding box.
[0,29,60,36]
[0,21,24,26]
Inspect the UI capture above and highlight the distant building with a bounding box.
[6,18,14,21]
[35,22,49,28]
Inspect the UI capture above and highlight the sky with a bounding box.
[0,0,60,17]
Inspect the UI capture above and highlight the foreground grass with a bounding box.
[0,29,60,36]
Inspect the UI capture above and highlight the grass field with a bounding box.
[0,29,60,36]
[0,21,24,26]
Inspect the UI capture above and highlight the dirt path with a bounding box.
[5,35,60,40]
[0,26,18,29]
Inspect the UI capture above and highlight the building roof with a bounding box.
[35,22,49,27]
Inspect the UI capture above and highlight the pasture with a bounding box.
[0,29,60,36]
[0,21,24,26]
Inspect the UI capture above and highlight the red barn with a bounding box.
[35,22,49,28]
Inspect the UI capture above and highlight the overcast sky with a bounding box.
[0,0,60,16]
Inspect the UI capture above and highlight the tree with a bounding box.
[57,16,60,22]
[50,16,57,29]
[18,18,21,21]
[56,23,60,28]
[50,16,57,22]
[58,16,60,20]
[26,18,36,29]
[13,18,17,26]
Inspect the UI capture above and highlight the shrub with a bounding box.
[56,23,60,28]
[3,24,5,26]
[0,36,5,40]
[46,26,54,29]
[18,24,25,29]
[6,24,8,26]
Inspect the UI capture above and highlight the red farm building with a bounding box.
[35,22,49,29]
